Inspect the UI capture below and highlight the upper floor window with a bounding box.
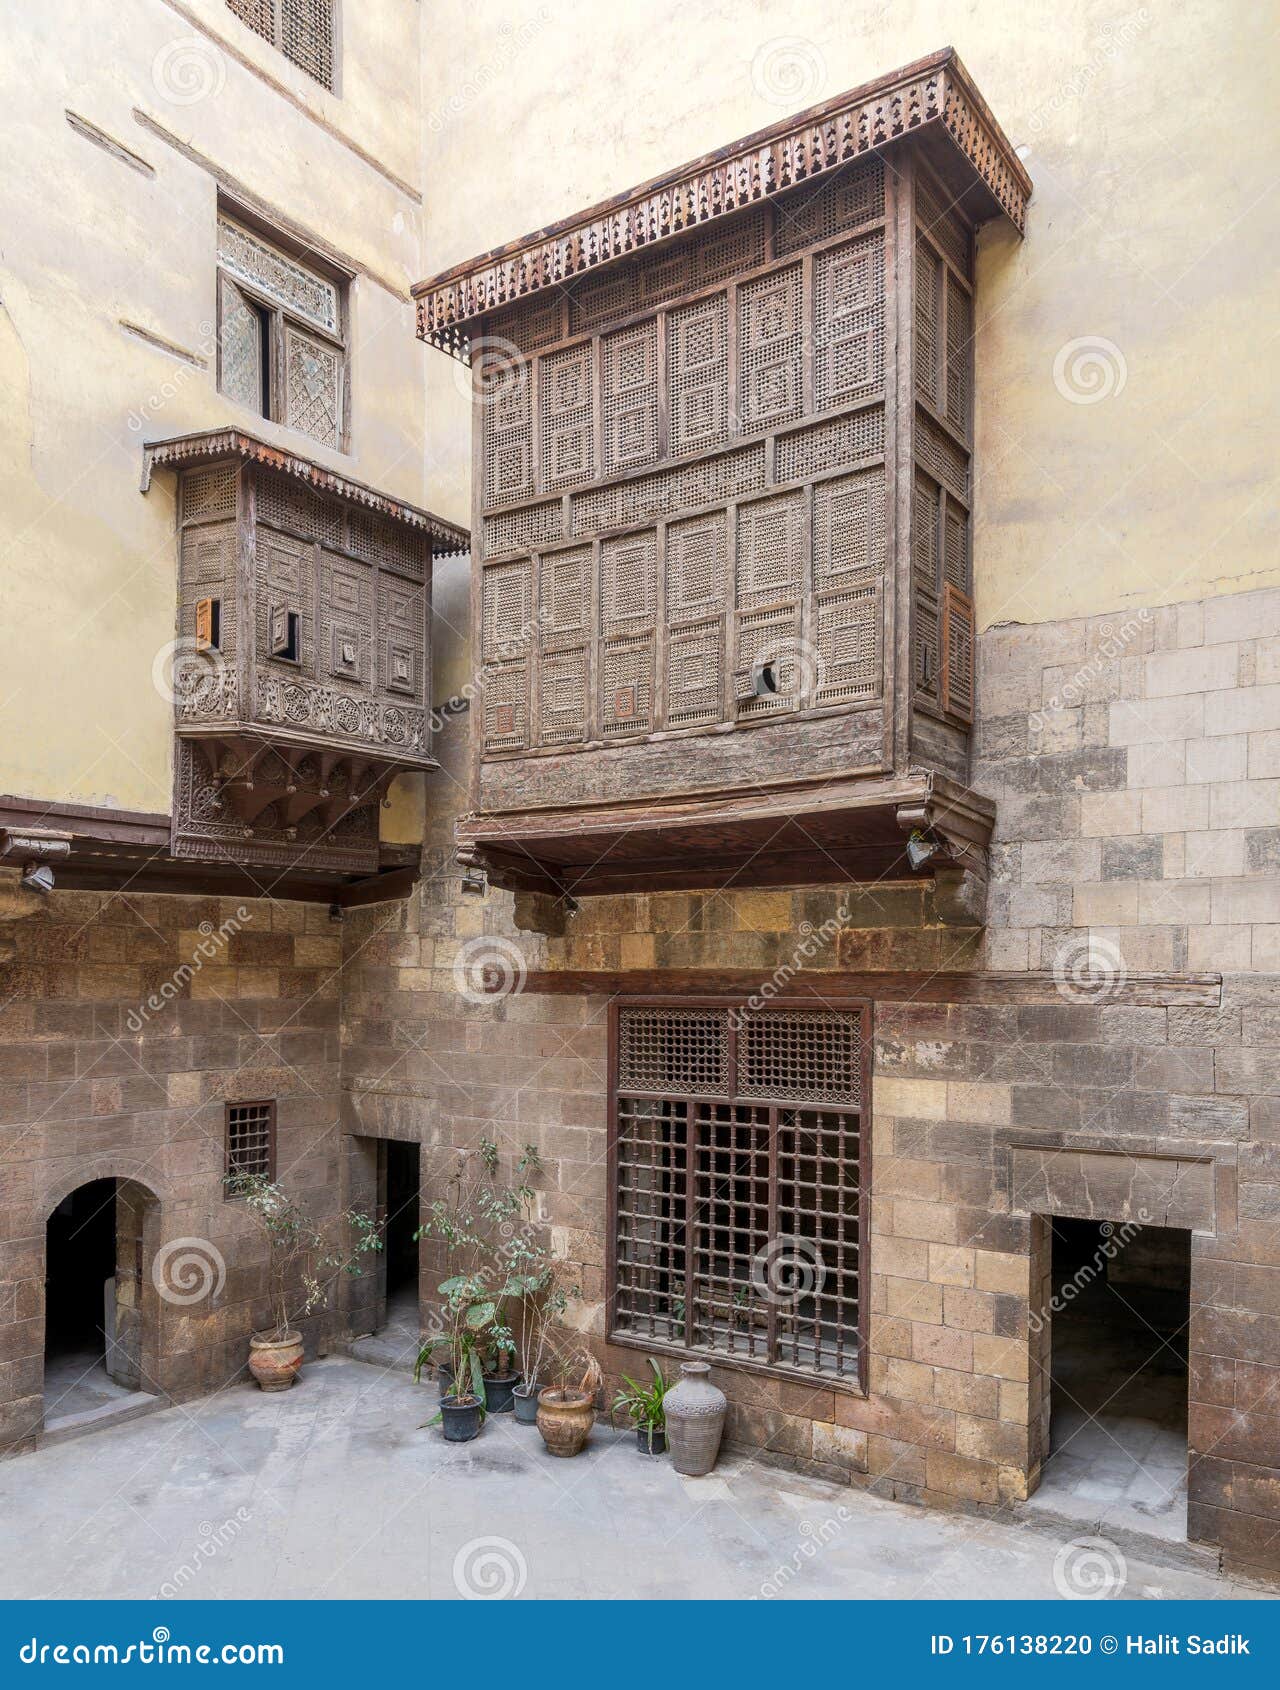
[226,0,336,91]
[216,212,347,451]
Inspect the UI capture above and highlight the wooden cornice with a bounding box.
[494,970,1223,1009]
[141,428,470,555]
[413,47,1031,357]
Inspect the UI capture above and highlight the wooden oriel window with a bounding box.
[226,0,336,92]
[216,211,347,451]
[225,1099,276,1186]
[608,997,869,1388]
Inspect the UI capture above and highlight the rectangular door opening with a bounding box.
[1031,1217,1190,1546]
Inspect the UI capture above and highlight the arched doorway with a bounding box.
[43,1177,161,1434]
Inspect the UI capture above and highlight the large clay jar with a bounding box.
[664,1361,726,1475]
[248,1331,304,1391]
[536,1386,594,1457]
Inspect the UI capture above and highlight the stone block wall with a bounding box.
[0,889,343,1451]
[979,586,1280,973]
[337,583,1280,1581]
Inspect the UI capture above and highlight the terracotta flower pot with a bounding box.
[536,1386,595,1457]
[248,1331,304,1392]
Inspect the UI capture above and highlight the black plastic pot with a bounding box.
[440,1394,483,1442]
[512,1384,540,1425]
[483,1372,521,1415]
[636,1427,667,1456]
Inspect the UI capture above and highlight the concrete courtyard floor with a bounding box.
[0,1357,1258,1602]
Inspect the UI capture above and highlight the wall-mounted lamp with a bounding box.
[461,865,487,897]
[905,829,940,873]
[20,861,55,894]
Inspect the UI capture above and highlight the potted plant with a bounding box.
[536,1349,602,1458]
[611,1358,669,1454]
[413,1139,544,1434]
[229,1173,380,1391]
[511,1256,578,1425]
[414,1284,491,1442]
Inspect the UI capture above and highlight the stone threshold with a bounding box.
[1011,1497,1219,1577]
[40,1391,161,1448]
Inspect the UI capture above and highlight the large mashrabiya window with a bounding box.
[608,997,869,1389]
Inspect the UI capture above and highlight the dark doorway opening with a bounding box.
[43,1178,149,1429]
[1033,1217,1190,1545]
[384,1139,420,1307]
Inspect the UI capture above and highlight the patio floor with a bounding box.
[0,1357,1253,1601]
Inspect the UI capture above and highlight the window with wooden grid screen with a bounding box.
[225,1099,276,1186]
[610,1000,867,1384]
[227,0,335,91]
[216,213,346,449]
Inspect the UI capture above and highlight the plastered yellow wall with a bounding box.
[0,0,429,813]
[422,0,1277,633]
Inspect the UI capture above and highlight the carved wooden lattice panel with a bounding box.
[284,323,342,448]
[539,344,594,491]
[667,295,729,458]
[226,0,335,92]
[463,152,988,784]
[739,265,804,430]
[610,1000,866,1382]
[218,275,264,412]
[217,216,338,333]
[601,322,659,475]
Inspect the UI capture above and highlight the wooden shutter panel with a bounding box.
[940,583,975,723]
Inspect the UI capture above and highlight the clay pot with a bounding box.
[440,1394,483,1442]
[512,1384,540,1425]
[248,1331,304,1392]
[664,1361,726,1475]
[536,1386,595,1457]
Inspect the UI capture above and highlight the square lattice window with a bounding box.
[609,998,868,1387]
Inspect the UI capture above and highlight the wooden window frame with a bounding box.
[224,1098,278,1190]
[606,994,871,1395]
[216,205,350,452]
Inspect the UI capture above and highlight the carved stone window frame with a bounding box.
[216,203,350,453]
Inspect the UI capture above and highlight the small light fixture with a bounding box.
[461,865,486,897]
[905,829,940,873]
[21,861,55,893]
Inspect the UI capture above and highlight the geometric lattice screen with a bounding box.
[610,1000,868,1384]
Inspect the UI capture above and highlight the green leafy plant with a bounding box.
[412,1138,544,1405]
[611,1358,668,1450]
[227,1173,381,1341]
